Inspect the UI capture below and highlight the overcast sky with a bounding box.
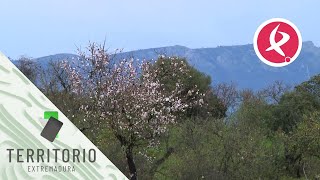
[0,0,318,59]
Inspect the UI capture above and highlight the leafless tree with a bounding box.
[260,81,291,104]
[213,82,239,111]
[16,56,39,83]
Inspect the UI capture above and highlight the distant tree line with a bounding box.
[16,43,320,180]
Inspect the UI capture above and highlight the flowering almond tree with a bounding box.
[63,43,203,179]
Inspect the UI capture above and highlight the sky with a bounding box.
[0,0,319,59]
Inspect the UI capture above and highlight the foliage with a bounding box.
[278,112,320,178]
[16,44,320,180]
[272,89,320,133]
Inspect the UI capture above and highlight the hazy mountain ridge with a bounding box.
[23,41,320,90]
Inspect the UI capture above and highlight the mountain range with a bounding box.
[25,41,320,90]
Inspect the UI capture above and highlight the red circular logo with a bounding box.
[253,18,302,67]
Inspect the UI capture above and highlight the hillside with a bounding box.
[28,41,320,90]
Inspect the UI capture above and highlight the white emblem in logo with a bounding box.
[265,24,290,57]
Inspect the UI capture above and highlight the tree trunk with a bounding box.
[150,147,174,176]
[126,146,137,180]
